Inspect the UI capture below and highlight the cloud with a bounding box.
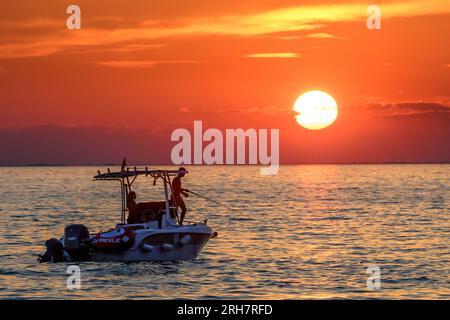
[1,0,449,59]
[95,60,158,68]
[306,33,340,39]
[106,43,168,53]
[390,102,450,115]
[277,35,302,40]
[245,52,300,58]
[217,105,288,115]
[350,102,450,118]
[278,32,342,40]
[95,60,200,68]
[133,0,449,37]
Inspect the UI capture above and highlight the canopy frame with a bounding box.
[94,165,183,224]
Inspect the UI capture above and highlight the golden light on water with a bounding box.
[294,90,338,130]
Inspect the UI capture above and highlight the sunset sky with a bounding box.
[0,0,449,165]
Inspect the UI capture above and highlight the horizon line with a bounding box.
[1,161,449,167]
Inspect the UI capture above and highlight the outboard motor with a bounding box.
[64,224,91,261]
[37,238,65,263]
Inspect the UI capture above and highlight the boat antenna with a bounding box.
[187,190,237,212]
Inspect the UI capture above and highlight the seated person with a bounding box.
[126,191,142,224]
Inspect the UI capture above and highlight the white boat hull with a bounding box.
[89,224,213,262]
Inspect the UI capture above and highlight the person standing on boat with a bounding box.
[171,167,189,225]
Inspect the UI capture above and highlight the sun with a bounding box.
[293,90,338,130]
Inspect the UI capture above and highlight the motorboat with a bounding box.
[38,163,217,262]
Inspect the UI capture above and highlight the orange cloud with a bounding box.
[307,33,340,39]
[245,52,300,58]
[347,102,450,119]
[95,60,200,68]
[106,43,168,52]
[1,0,449,59]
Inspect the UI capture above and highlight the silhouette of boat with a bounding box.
[38,162,216,262]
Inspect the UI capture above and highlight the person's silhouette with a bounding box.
[171,167,189,224]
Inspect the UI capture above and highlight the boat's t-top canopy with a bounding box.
[93,160,187,224]
[94,167,184,181]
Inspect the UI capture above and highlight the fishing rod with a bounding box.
[187,190,237,211]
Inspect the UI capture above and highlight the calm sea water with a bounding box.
[0,165,448,299]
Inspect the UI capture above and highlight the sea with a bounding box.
[0,165,448,299]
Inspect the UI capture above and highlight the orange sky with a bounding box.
[0,0,449,164]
